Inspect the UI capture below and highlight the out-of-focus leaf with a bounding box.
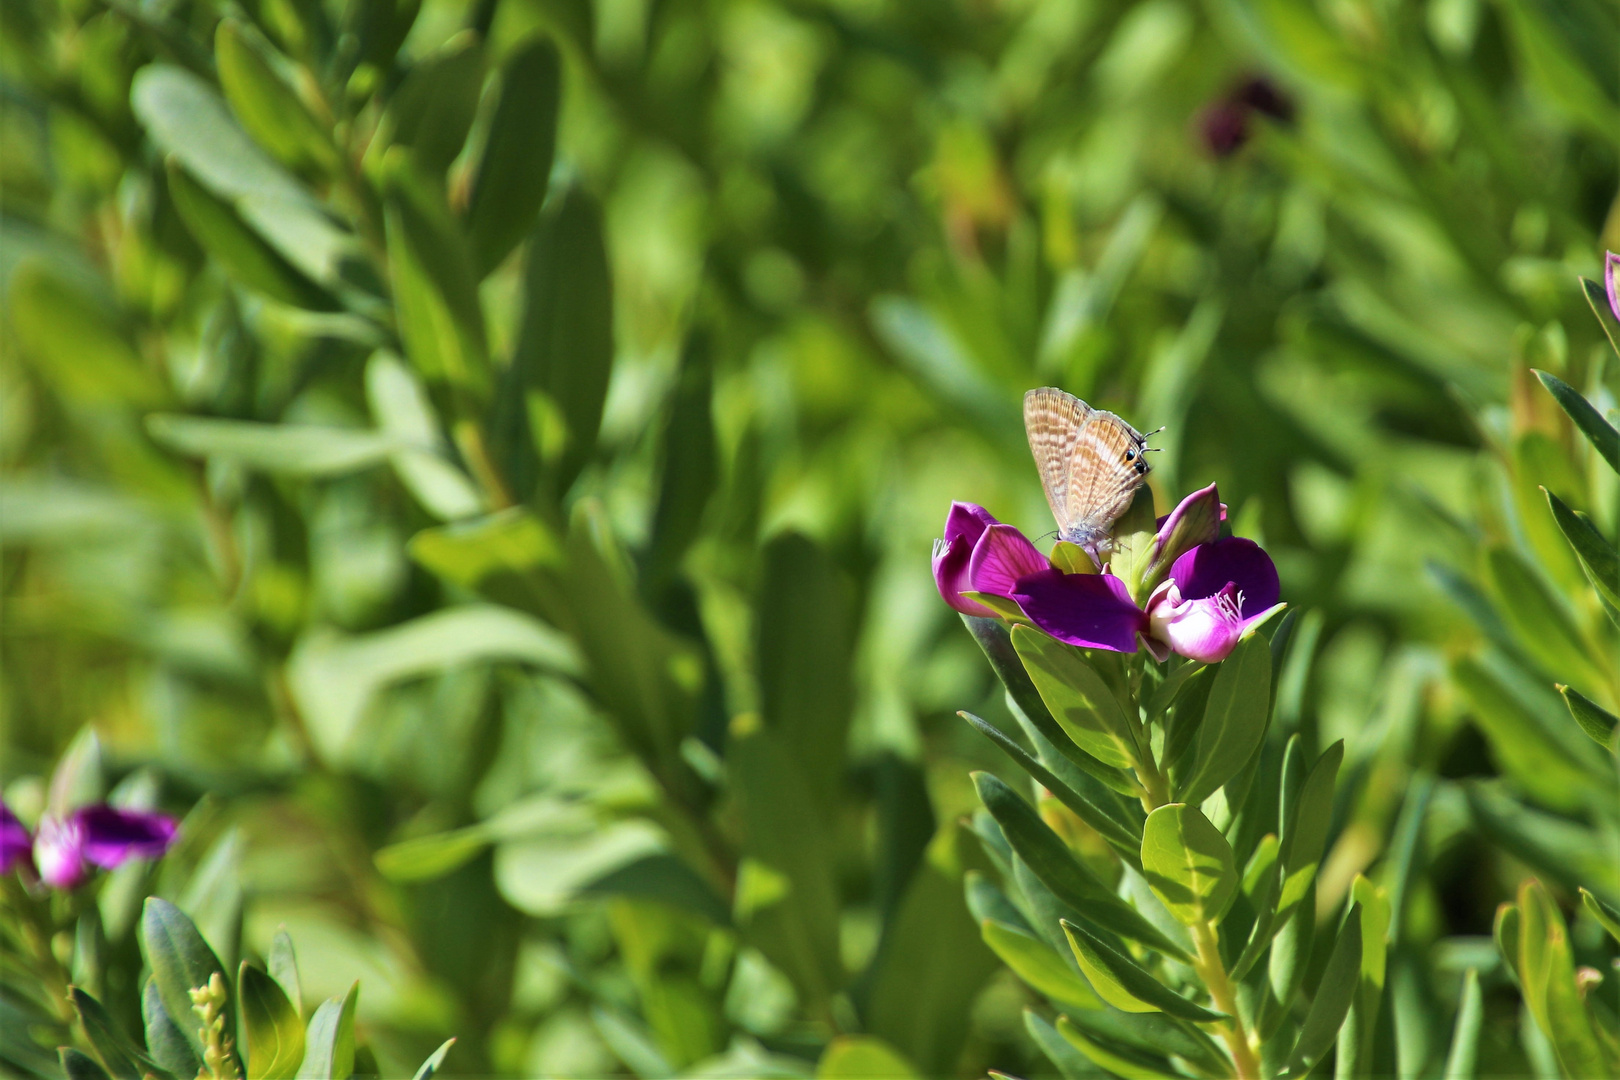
[1061,919,1223,1021]
[287,604,581,763]
[239,962,304,1080]
[869,296,1022,448]
[383,152,488,392]
[1534,369,1619,474]
[382,33,483,175]
[1580,889,1620,945]
[1140,803,1238,926]
[1581,277,1620,358]
[59,1049,112,1080]
[268,930,301,1017]
[1064,1007,1228,1078]
[411,1039,455,1080]
[1055,1014,1178,1079]
[1454,658,1606,811]
[68,988,144,1080]
[146,414,400,475]
[973,772,1188,959]
[1279,903,1363,1078]
[167,164,335,309]
[215,20,336,173]
[7,259,162,406]
[815,1036,917,1079]
[1178,634,1271,808]
[755,533,856,813]
[408,507,565,588]
[643,333,718,589]
[143,975,200,1079]
[1023,1010,1101,1080]
[579,854,731,927]
[1484,546,1607,693]
[979,917,1100,1011]
[495,186,614,496]
[1545,490,1619,610]
[297,983,358,1080]
[495,820,669,915]
[1336,875,1392,1079]
[1011,625,1140,770]
[139,898,233,1067]
[1443,968,1483,1080]
[466,36,560,275]
[593,1005,673,1078]
[960,710,1142,869]
[1496,4,1620,142]
[1516,879,1607,1079]
[365,351,484,519]
[178,827,242,972]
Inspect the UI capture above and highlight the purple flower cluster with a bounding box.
[933,483,1283,663]
[0,800,177,890]
[1197,76,1295,157]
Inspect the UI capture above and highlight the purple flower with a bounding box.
[933,502,1002,616]
[1606,251,1619,324]
[30,805,177,889]
[1197,75,1294,157]
[1145,538,1284,663]
[1145,483,1223,592]
[1011,570,1148,652]
[0,803,30,874]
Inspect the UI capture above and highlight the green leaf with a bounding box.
[466,36,560,275]
[268,930,302,1017]
[1337,875,1392,1079]
[1276,739,1342,923]
[495,819,669,915]
[1485,546,1608,693]
[383,152,489,392]
[382,33,484,175]
[167,164,335,309]
[1011,625,1140,770]
[1582,277,1620,359]
[411,1039,455,1080]
[407,507,565,589]
[1055,1014,1179,1080]
[1061,919,1223,1021]
[1561,685,1619,749]
[142,975,200,1079]
[1454,659,1607,811]
[139,897,233,1066]
[6,259,162,406]
[239,962,304,1080]
[496,186,615,495]
[1546,489,1620,610]
[980,917,1100,1011]
[365,351,484,520]
[1178,633,1271,807]
[1442,968,1483,1080]
[146,414,399,475]
[1493,901,1523,987]
[68,988,145,1080]
[1140,803,1238,927]
[1023,1011,1100,1080]
[815,1037,918,1079]
[960,711,1143,869]
[1534,369,1619,474]
[1581,888,1620,946]
[1064,1007,1228,1079]
[1517,879,1608,1079]
[297,983,359,1080]
[60,1049,112,1080]
[1279,904,1363,1078]
[215,20,336,173]
[287,604,581,764]
[579,853,732,927]
[643,333,718,589]
[973,772,1189,959]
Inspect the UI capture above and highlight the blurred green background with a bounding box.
[2,0,1616,1074]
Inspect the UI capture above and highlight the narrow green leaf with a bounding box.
[973,772,1189,959]
[411,1039,455,1080]
[268,930,302,1017]
[1581,888,1620,946]
[1140,803,1238,927]
[960,711,1143,869]
[1545,490,1620,613]
[466,36,560,275]
[1442,968,1483,1080]
[240,962,304,1080]
[1062,1007,1229,1078]
[1517,879,1607,1079]
[1276,740,1342,923]
[68,988,144,1080]
[1535,369,1618,474]
[142,975,201,1079]
[1560,685,1619,749]
[1581,277,1620,358]
[215,20,336,172]
[1280,906,1363,1078]
[7,259,162,406]
[1055,1014,1179,1080]
[382,32,484,174]
[980,917,1100,1011]
[1023,1010,1100,1080]
[365,351,483,520]
[297,982,359,1080]
[60,1049,113,1080]
[139,897,233,1064]
[146,414,399,475]
[1011,624,1141,770]
[1061,920,1224,1022]
[1493,901,1523,987]
[1179,633,1271,807]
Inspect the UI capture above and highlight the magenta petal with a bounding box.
[970,524,1049,599]
[1168,538,1279,615]
[1150,484,1222,567]
[76,806,178,869]
[0,803,31,874]
[1607,251,1620,324]
[935,503,1002,616]
[945,502,999,545]
[34,816,87,889]
[1011,569,1146,653]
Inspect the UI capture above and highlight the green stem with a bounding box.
[1192,919,1261,1079]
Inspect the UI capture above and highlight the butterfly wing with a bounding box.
[1024,387,1091,538]
[1024,388,1150,547]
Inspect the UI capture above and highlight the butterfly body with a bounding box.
[1023,387,1152,552]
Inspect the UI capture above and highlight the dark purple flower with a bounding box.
[1011,570,1148,653]
[1235,77,1295,123]
[933,502,1002,617]
[1145,538,1284,663]
[33,805,177,889]
[0,803,30,874]
[1606,251,1620,324]
[968,524,1049,599]
[1199,103,1250,157]
[1145,483,1223,591]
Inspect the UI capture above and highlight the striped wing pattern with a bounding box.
[1023,387,1150,548]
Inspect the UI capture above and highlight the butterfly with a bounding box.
[1024,387,1156,552]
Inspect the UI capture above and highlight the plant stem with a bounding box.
[1191,920,1261,1080]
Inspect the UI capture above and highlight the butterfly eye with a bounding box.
[1125,449,1136,461]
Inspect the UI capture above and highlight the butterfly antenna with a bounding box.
[1143,426,1166,438]
[1143,447,1164,453]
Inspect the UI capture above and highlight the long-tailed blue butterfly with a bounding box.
[1024,387,1157,552]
